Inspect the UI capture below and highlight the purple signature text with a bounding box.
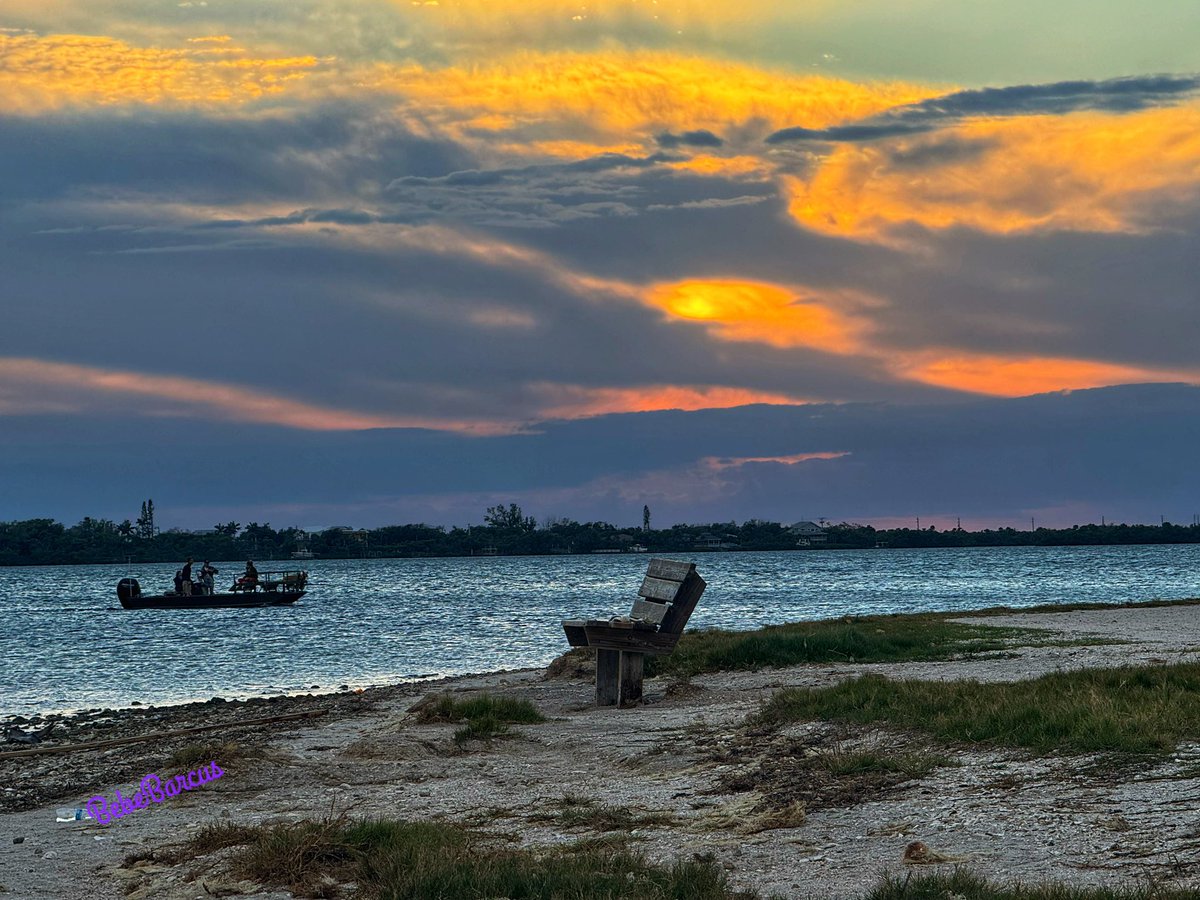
[86,761,224,824]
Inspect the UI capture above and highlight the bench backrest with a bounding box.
[631,558,706,636]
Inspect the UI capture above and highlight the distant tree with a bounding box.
[136,499,156,539]
[484,503,536,532]
[214,521,240,537]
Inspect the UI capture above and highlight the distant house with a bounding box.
[789,521,828,546]
[693,532,739,550]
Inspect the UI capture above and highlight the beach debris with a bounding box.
[4,725,52,745]
[903,840,964,864]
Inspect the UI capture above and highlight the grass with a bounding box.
[967,597,1200,617]
[168,741,248,770]
[410,692,546,725]
[169,814,757,899]
[648,614,1035,678]
[759,662,1200,757]
[537,794,679,831]
[409,691,547,748]
[864,869,1200,899]
[810,748,952,779]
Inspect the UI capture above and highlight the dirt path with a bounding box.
[3,605,1200,899]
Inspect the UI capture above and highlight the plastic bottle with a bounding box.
[55,808,90,822]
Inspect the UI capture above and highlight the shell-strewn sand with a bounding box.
[4,604,1200,899]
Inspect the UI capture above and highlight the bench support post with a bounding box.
[596,649,645,706]
[618,651,644,705]
[596,649,620,706]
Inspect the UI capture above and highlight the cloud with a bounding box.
[781,101,1200,238]
[644,280,871,352]
[364,52,940,157]
[0,357,513,432]
[0,31,325,113]
[656,129,724,148]
[766,74,1200,144]
[5,385,1200,529]
[891,354,1200,397]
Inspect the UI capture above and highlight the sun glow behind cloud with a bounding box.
[647,280,869,352]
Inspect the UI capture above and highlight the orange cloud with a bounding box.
[367,52,941,156]
[704,451,848,469]
[0,357,510,433]
[0,32,322,112]
[532,383,810,418]
[646,279,869,352]
[897,353,1200,396]
[785,104,1200,239]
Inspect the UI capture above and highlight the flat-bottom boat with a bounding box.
[116,571,308,610]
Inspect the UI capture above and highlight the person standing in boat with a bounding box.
[199,561,218,595]
[180,558,194,596]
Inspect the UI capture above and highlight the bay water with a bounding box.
[3,545,1198,718]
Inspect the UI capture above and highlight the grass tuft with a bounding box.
[410,692,545,725]
[760,662,1200,757]
[410,691,545,748]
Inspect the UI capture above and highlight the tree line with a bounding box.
[1,501,1200,566]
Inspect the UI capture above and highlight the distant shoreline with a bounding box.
[5,535,1200,568]
[4,515,1200,566]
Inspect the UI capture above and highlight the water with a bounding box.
[2,545,1198,718]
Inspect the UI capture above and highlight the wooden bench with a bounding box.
[562,558,706,706]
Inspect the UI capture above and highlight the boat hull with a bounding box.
[118,591,305,610]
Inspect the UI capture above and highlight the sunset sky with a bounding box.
[3,1,1199,530]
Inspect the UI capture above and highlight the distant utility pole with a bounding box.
[1031,517,1035,531]
[915,516,920,530]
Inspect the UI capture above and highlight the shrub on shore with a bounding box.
[760,662,1200,756]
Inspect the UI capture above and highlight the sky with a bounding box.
[2,1,1199,531]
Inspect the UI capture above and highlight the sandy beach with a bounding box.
[4,603,1200,899]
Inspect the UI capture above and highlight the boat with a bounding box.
[291,548,315,560]
[115,570,308,610]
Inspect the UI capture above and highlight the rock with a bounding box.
[41,850,57,859]
[12,836,23,844]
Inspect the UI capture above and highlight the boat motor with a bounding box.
[117,578,142,602]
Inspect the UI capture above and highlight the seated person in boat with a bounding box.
[235,559,259,592]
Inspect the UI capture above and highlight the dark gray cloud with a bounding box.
[766,73,1200,144]
[656,130,724,149]
[3,385,1198,529]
